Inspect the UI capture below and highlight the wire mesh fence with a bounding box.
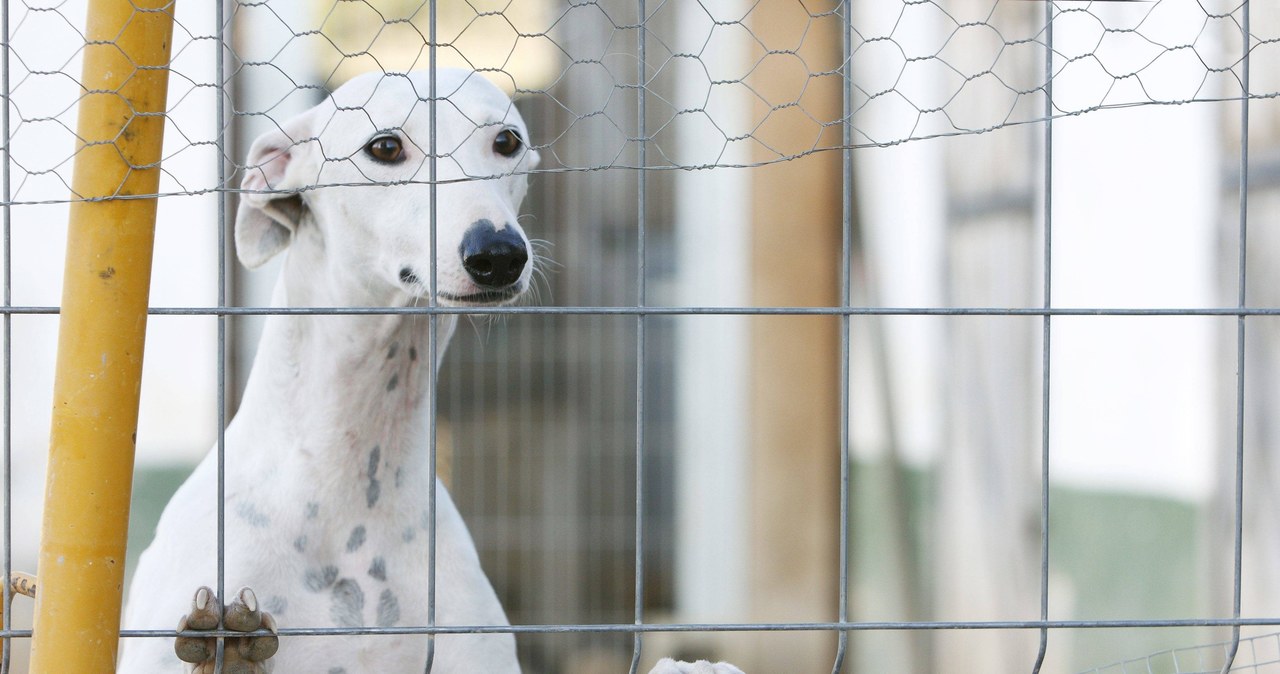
[1080,631,1280,674]
[0,0,1276,672]
[8,0,1280,201]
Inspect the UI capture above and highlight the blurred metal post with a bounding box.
[743,4,843,671]
[29,1,175,671]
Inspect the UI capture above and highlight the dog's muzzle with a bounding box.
[460,220,527,289]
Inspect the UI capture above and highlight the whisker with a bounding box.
[527,259,556,305]
[466,314,488,347]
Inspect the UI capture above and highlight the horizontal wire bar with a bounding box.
[1,616,1271,641]
[3,305,1280,317]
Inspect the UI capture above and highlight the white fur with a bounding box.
[650,659,746,674]
[118,69,742,674]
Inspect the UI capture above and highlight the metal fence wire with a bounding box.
[0,0,1278,672]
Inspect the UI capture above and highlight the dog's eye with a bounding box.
[493,128,523,157]
[365,135,404,164]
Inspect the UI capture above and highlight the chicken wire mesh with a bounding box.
[1081,631,1280,674]
[0,0,1276,673]
[9,0,1279,199]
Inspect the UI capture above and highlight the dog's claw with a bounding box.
[187,586,220,630]
[175,587,221,663]
[224,587,263,632]
[174,585,277,673]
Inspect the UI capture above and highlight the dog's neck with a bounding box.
[231,239,458,496]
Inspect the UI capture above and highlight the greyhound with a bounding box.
[116,69,743,674]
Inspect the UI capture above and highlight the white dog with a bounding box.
[117,70,742,674]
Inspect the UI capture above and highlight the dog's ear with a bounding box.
[236,112,316,269]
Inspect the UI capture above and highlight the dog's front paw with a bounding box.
[648,658,746,674]
[174,586,278,674]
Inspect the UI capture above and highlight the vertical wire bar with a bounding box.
[831,1,853,673]
[629,2,648,673]
[215,1,229,670]
[1220,1,1250,672]
[0,0,10,668]
[1031,2,1055,672]
[424,2,440,670]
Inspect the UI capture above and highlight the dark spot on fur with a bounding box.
[330,578,364,627]
[394,466,404,489]
[347,525,366,553]
[366,446,382,508]
[402,527,416,543]
[368,556,386,581]
[386,373,399,392]
[305,565,339,592]
[377,588,401,627]
[235,502,270,528]
[387,342,399,359]
[409,346,418,361]
[306,502,319,519]
[263,595,288,616]
[293,535,307,553]
[329,668,347,674]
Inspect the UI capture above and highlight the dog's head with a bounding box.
[235,69,540,307]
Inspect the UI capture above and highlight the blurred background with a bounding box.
[3,0,1280,672]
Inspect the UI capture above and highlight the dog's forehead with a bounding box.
[325,70,526,137]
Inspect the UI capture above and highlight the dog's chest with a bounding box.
[223,463,432,623]
[226,489,439,670]
[264,503,429,627]
[199,379,515,670]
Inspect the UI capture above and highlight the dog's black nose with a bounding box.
[461,221,528,288]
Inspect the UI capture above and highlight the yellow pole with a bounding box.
[30,1,175,672]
